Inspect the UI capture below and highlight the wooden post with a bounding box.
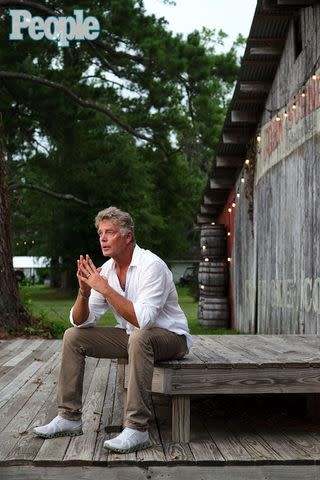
[172,395,190,443]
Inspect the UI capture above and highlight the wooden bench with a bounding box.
[119,334,320,442]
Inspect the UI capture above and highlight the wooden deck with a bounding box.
[2,336,320,479]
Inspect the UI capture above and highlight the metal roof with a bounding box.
[197,0,316,224]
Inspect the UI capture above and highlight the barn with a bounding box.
[197,0,320,334]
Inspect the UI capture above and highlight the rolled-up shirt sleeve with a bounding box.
[70,288,110,328]
[133,261,170,329]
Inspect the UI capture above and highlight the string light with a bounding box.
[256,133,261,143]
[275,112,281,122]
[228,207,232,213]
[245,159,250,166]
[312,73,317,81]
[284,110,288,118]
[227,257,231,262]
[202,245,207,251]
[301,89,306,98]
[211,222,215,225]
[236,192,240,198]
[227,232,231,236]
[241,177,245,183]
[232,202,236,208]
[204,257,209,262]
[292,96,297,110]
[200,284,205,290]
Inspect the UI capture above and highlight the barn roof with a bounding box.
[197,0,317,224]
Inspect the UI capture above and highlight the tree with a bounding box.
[0,0,242,330]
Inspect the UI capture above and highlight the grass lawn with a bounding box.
[20,284,237,338]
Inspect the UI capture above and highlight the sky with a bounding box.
[143,0,257,50]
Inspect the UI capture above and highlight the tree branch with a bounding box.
[0,71,167,152]
[8,183,89,205]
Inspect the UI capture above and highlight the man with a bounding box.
[34,206,192,453]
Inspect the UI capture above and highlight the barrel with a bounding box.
[198,261,227,296]
[198,297,229,329]
[200,225,226,259]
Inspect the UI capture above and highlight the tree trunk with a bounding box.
[0,137,27,331]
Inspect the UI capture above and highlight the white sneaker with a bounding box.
[33,415,83,439]
[103,427,150,453]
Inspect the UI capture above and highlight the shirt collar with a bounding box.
[129,244,142,267]
[110,244,142,270]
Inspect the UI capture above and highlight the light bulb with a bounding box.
[228,207,232,213]
[241,177,245,183]
[312,73,317,81]
[232,202,236,208]
[204,257,209,262]
[245,159,250,165]
[227,257,231,262]
[257,133,261,143]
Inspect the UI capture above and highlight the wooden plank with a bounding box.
[201,336,259,367]
[63,358,111,463]
[256,427,314,461]
[2,339,45,367]
[189,336,234,368]
[0,339,28,366]
[207,419,253,462]
[169,366,320,395]
[0,351,58,410]
[0,339,58,392]
[0,351,61,461]
[153,394,195,464]
[172,395,190,443]
[136,397,167,465]
[35,356,100,463]
[0,342,60,433]
[93,360,118,463]
[226,422,283,462]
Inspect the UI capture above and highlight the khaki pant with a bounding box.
[57,326,188,429]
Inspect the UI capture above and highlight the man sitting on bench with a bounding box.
[34,206,192,453]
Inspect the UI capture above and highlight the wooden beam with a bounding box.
[216,155,243,167]
[197,214,217,224]
[200,204,219,215]
[247,37,286,46]
[240,81,272,93]
[250,46,283,55]
[277,0,319,4]
[242,59,279,65]
[203,194,227,205]
[210,177,235,189]
[222,131,251,144]
[231,110,261,123]
[256,13,294,19]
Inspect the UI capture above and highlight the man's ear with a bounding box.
[126,231,133,244]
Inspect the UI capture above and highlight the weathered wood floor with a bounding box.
[1,338,320,479]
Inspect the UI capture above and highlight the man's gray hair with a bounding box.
[95,206,135,243]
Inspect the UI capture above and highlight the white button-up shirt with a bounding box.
[70,245,192,350]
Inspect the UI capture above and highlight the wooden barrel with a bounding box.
[198,297,229,329]
[200,225,226,259]
[198,261,227,296]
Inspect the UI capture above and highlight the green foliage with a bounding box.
[19,285,237,338]
[0,1,243,283]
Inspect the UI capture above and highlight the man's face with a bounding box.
[97,219,131,258]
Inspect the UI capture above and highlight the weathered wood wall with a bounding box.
[232,5,320,333]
